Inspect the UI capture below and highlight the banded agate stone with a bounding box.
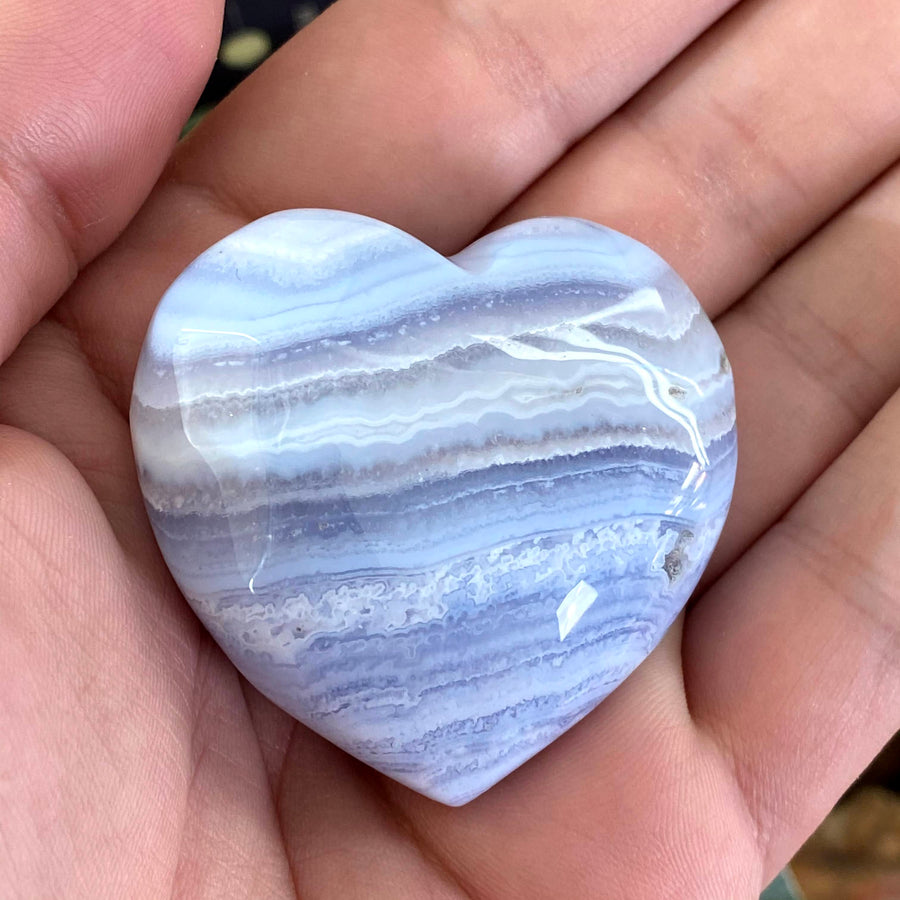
[131,210,737,805]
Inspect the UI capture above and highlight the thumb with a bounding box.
[0,0,222,365]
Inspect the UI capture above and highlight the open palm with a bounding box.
[2,0,899,897]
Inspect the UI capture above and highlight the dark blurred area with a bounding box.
[197,4,900,898]
[188,0,336,126]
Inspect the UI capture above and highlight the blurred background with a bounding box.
[186,0,336,130]
[197,3,900,898]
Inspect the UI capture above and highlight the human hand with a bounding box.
[2,0,898,897]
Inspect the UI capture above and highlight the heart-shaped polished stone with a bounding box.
[131,210,737,805]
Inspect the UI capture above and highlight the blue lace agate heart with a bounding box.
[131,210,737,805]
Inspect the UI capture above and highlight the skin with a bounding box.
[1,0,899,896]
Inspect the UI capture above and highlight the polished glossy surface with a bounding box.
[131,210,737,805]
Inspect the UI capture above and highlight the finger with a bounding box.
[58,0,741,410]
[685,388,900,879]
[0,0,222,365]
[171,0,740,253]
[0,319,150,547]
[708,161,900,578]
[274,724,472,900]
[495,0,900,318]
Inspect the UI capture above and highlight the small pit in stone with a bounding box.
[663,529,695,583]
